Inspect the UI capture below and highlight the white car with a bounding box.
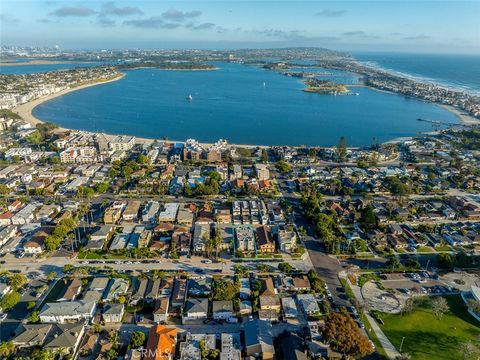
[0,313,7,321]
[202,259,212,264]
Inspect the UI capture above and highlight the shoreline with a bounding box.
[11,67,478,149]
[12,73,126,130]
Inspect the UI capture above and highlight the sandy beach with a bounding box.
[12,73,125,130]
[439,104,480,126]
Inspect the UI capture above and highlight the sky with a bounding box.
[1,1,479,54]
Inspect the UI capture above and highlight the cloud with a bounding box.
[316,9,347,17]
[50,6,96,17]
[102,2,143,17]
[342,31,367,37]
[189,22,216,30]
[38,18,58,24]
[161,8,202,21]
[403,35,431,40]
[0,14,20,25]
[123,16,181,29]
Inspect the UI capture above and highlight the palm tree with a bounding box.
[0,341,15,357]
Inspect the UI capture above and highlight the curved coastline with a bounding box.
[13,73,126,131]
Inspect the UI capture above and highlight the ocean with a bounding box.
[31,62,459,147]
[352,52,480,95]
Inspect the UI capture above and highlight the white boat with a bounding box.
[186,94,193,101]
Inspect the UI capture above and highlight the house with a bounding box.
[244,320,275,360]
[153,297,170,324]
[212,300,234,320]
[58,279,82,302]
[145,325,177,360]
[104,278,129,302]
[12,323,54,349]
[122,201,141,222]
[259,277,276,297]
[11,203,39,225]
[220,333,241,360]
[215,208,232,224]
[158,203,179,223]
[13,322,85,357]
[109,135,135,151]
[297,294,320,315]
[281,296,298,318]
[239,300,253,315]
[102,304,124,323]
[131,278,148,305]
[278,229,297,253]
[85,225,112,250]
[193,223,210,254]
[188,278,211,297]
[256,226,275,254]
[145,279,162,301]
[292,275,311,292]
[103,201,126,224]
[255,164,270,181]
[182,298,208,324]
[179,333,216,360]
[177,207,195,228]
[39,301,96,323]
[142,201,160,224]
[259,296,281,312]
[235,225,255,253]
[171,278,187,311]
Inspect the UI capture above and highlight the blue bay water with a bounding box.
[32,62,459,146]
[352,52,480,94]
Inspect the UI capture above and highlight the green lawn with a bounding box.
[380,295,480,360]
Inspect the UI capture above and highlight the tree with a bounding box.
[437,253,454,269]
[0,341,14,357]
[212,229,222,259]
[27,311,40,324]
[278,262,294,273]
[46,271,57,281]
[92,323,103,334]
[337,136,347,162]
[260,149,268,162]
[402,298,415,315]
[130,331,146,348]
[307,270,326,293]
[322,312,374,358]
[360,205,377,230]
[386,256,401,271]
[44,234,62,251]
[431,297,449,320]
[0,291,20,310]
[95,182,110,193]
[0,184,10,196]
[8,273,27,289]
[212,280,239,301]
[27,301,36,310]
[459,340,480,360]
[117,295,126,304]
[136,154,148,164]
[275,160,292,173]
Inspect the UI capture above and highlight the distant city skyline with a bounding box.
[1,1,479,54]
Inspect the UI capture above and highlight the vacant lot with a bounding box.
[380,295,480,360]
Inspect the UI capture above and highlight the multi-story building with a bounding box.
[235,225,255,253]
[108,135,135,151]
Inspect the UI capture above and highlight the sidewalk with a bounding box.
[342,273,401,359]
